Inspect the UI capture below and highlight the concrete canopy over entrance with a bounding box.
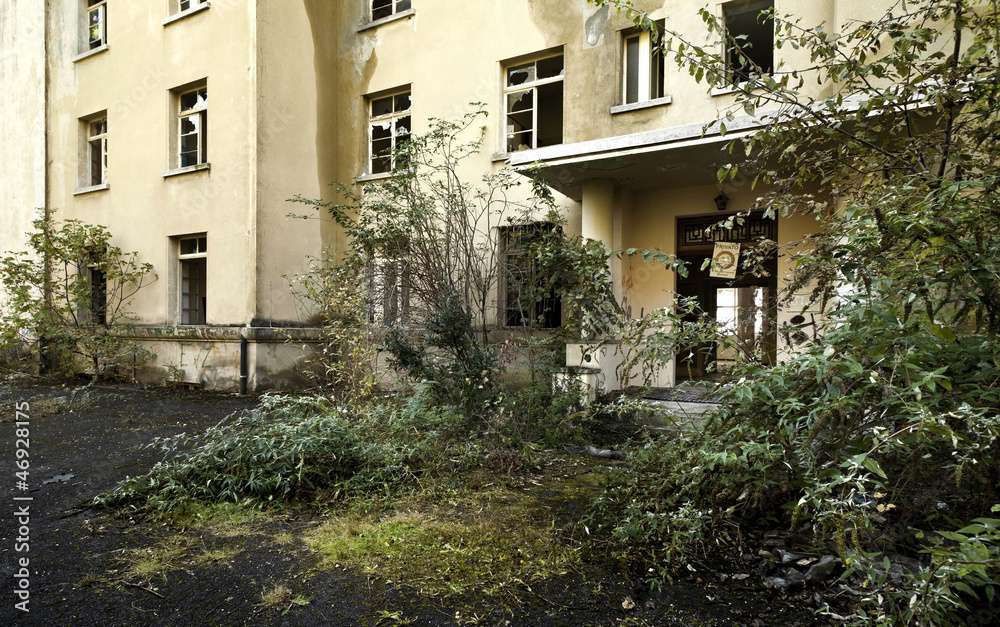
[508,113,762,201]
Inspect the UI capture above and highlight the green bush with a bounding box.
[383,289,498,418]
[0,213,154,378]
[96,395,453,512]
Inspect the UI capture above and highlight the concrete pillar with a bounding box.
[581,179,614,248]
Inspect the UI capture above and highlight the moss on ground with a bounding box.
[303,454,606,596]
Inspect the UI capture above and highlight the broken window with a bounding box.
[178,236,207,325]
[87,0,107,50]
[723,0,774,85]
[178,0,207,12]
[371,0,411,21]
[504,53,564,152]
[622,21,665,104]
[178,86,208,168]
[88,117,107,186]
[368,90,411,175]
[501,224,561,329]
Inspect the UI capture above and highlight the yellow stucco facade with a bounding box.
[1,0,893,391]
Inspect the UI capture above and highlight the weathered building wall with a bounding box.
[4,0,900,391]
[0,1,45,260]
[46,0,259,327]
[254,1,340,325]
[37,0,328,390]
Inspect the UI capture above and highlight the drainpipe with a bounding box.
[239,333,248,395]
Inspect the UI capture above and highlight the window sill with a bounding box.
[710,81,762,97]
[610,96,672,115]
[73,183,110,196]
[491,153,510,163]
[356,172,392,183]
[162,2,211,26]
[357,8,416,33]
[72,44,109,64]
[163,163,211,178]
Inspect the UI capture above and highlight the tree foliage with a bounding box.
[0,213,154,378]
[290,107,601,412]
[587,0,1000,622]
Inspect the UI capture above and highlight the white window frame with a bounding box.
[178,86,208,168]
[87,0,107,50]
[178,236,208,326]
[621,21,665,105]
[503,52,564,153]
[163,0,210,26]
[178,0,208,12]
[370,0,411,22]
[88,117,108,186]
[367,90,411,175]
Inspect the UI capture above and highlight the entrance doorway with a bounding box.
[674,213,777,380]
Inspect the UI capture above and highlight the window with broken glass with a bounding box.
[178,86,208,168]
[178,0,207,13]
[504,53,564,153]
[178,236,207,325]
[501,224,561,328]
[369,91,411,175]
[722,0,774,85]
[622,21,665,104]
[87,0,107,50]
[87,117,108,186]
[371,0,411,21]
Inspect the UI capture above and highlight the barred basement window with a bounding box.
[367,254,409,326]
[501,223,561,329]
[83,250,107,326]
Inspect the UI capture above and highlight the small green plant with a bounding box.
[259,584,293,610]
[286,251,378,399]
[383,288,498,418]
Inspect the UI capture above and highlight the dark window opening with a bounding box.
[89,267,107,326]
[371,0,411,21]
[181,258,207,325]
[723,0,774,84]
